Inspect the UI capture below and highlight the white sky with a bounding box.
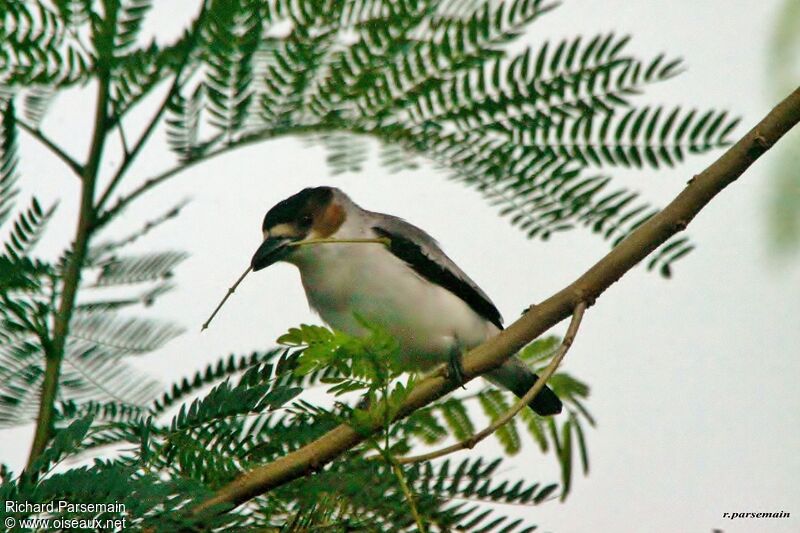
[2,1,799,532]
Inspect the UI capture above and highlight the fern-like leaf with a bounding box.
[3,197,56,258]
[478,389,521,454]
[93,251,188,286]
[68,314,184,355]
[0,101,19,227]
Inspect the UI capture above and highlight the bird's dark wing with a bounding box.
[372,217,503,330]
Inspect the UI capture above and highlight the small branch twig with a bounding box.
[188,86,800,520]
[200,238,390,331]
[111,101,130,157]
[201,266,251,332]
[290,237,390,248]
[17,119,83,177]
[391,459,427,533]
[396,301,587,465]
[95,123,330,227]
[95,0,209,212]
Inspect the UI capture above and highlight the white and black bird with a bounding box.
[251,186,561,416]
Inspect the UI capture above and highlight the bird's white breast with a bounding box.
[288,231,496,369]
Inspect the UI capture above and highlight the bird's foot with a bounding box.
[356,393,371,410]
[447,348,467,389]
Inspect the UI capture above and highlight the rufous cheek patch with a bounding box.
[314,202,346,237]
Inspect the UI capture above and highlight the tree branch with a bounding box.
[26,29,116,467]
[95,124,330,228]
[188,85,800,519]
[111,101,130,158]
[397,301,587,465]
[95,0,209,212]
[390,458,427,533]
[17,119,84,177]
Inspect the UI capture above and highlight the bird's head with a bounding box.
[251,186,346,271]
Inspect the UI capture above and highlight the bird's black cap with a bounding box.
[262,186,333,231]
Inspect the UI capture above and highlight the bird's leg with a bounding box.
[356,393,372,410]
[446,345,467,389]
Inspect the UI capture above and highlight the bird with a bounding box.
[251,186,562,416]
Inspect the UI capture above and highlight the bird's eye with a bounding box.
[300,215,313,226]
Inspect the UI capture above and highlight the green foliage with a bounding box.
[392,334,594,502]
[25,415,94,479]
[90,199,189,258]
[151,349,284,414]
[279,321,401,378]
[0,101,186,427]
[4,197,57,259]
[91,250,188,286]
[1,456,236,531]
[202,0,263,138]
[478,389,520,453]
[0,1,93,86]
[3,325,588,530]
[267,456,558,531]
[168,364,301,435]
[124,0,741,275]
[1,1,738,274]
[321,132,370,174]
[0,1,743,530]
[166,86,210,162]
[279,321,418,432]
[0,101,19,226]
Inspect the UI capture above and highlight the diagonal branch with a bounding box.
[17,120,84,177]
[397,301,587,465]
[95,123,331,228]
[111,100,131,158]
[188,85,800,520]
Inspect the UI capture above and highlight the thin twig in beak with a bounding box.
[201,238,390,331]
[201,266,252,331]
[287,237,391,248]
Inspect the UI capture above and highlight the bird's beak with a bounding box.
[251,237,295,271]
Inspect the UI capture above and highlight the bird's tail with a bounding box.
[485,356,562,416]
